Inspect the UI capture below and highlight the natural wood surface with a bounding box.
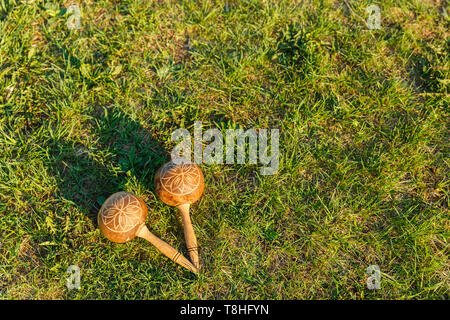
[97,191,146,243]
[136,224,198,273]
[154,162,204,206]
[178,203,199,269]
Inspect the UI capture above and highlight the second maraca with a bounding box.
[154,161,204,269]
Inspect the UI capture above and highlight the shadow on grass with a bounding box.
[46,106,168,224]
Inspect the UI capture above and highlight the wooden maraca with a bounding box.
[98,191,198,273]
[154,162,204,269]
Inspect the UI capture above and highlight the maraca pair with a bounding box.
[98,161,204,273]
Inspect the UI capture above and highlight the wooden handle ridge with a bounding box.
[178,204,200,269]
[136,225,198,273]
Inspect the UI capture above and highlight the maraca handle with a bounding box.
[136,225,198,273]
[178,204,200,269]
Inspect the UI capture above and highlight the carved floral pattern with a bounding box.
[100,193,142,233]
[159,162,201,196]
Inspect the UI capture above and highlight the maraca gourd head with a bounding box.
[98,192,147,243]
[154,162,204,207]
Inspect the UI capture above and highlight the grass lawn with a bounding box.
[0,0,448,299]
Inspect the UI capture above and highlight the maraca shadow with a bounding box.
[46,106,167,223]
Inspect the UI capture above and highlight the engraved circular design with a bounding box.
[159,162,201,196]
[100,193,143,233]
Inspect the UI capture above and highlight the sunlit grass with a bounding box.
[0,0,448,299]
